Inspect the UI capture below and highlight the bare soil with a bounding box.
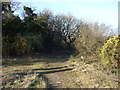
[2,54,119,88]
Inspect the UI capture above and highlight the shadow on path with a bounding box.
[10,65,74,88]
[36,68,73,74]
[32,66,68,71]
[13,66,73,75]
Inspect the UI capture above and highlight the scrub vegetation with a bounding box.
[2,2,119,88]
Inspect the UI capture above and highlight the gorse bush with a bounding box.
[14,35,30,55]
[99,34,120,67]
[3,34,43,56]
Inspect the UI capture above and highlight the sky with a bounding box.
[13,0,119,32]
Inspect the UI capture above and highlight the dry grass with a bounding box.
[2,56,49,88]
[67,57,118,88]
[2,54,119,88]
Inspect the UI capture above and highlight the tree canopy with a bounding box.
[2,2,112,57]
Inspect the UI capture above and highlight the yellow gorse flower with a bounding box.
[99,35,120,66]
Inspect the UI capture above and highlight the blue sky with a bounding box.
[14,0,118,30]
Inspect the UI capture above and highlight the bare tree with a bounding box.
[53,14,80,49]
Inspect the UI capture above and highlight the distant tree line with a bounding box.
[2,2,113,57]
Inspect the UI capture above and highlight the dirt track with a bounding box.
[2,55,118,88]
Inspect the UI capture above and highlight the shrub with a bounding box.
[74,36,99,57]
[28,33,43,52]
[3,33,44,57]
[2,35,15,57]
[74,23,109,58]
[14,35,30,55]
[99,35,120,67]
